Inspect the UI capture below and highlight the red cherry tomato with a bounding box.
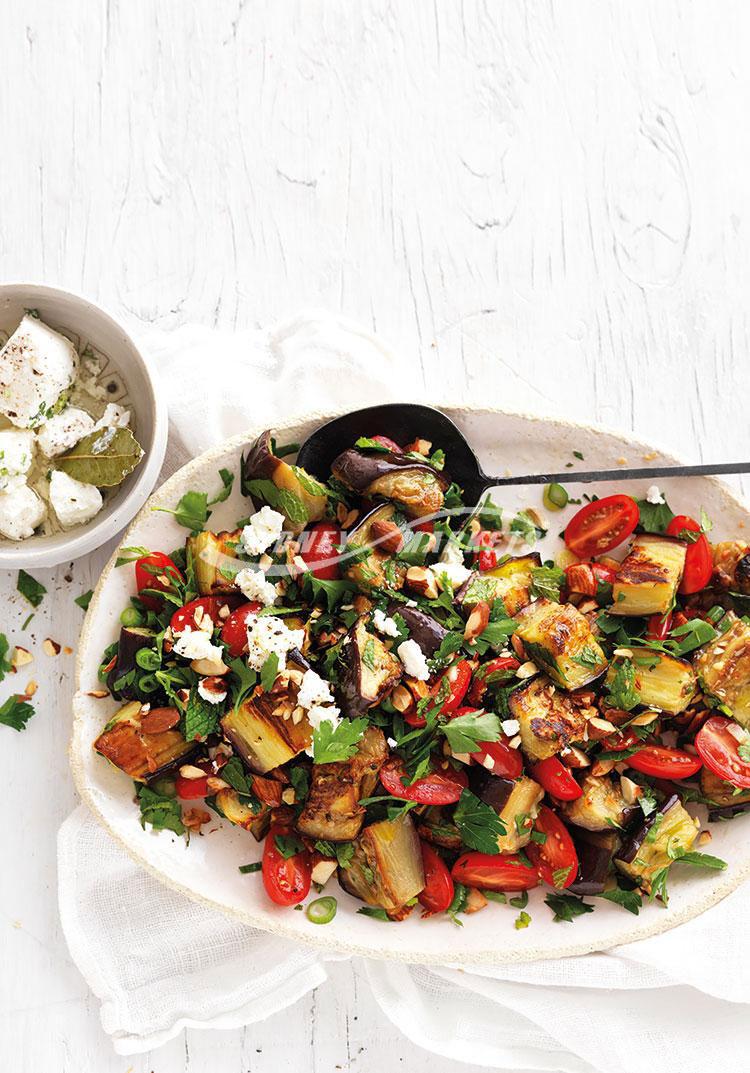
[470,737,524,779]
[666,515,712,594]
[175,761,213,800]
[591,562,617,584]
[627,745,702,780]
[412,519,434,534]
[564,495,639,558]
[418,842,454,914]
[451,851,539,892]
[467,656,520,706]
[300,521,342,581]
[371,434,402,452]
[526,805,578,888]
[473,531,498,572]
[601,727,641,753]
[530,756,583,800]
[379,758,468,805]
[262,825,312,907]
[436,660,473,714]
[646,611,673,641]
[170,595,241,636]
[135,552,184,611]
[695,716,750,789]
[220,601,262,658]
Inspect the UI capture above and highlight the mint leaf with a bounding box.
[74,589,94,611]
[545,892,594,922]
[221,756,254,797]
[260,652,280,692]
[137,783,185,836]
[17,570,46,608]
[184,687,221,741]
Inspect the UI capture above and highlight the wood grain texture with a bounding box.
[2,0,750,1069]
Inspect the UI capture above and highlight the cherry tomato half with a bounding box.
[530,756,583,801]
[666,515,712,594]
[695,716,750,789]
[412,519,434,534]
[436,660,473,714]
[627,745,702,780]
[526,805,578,889]
[175,760,213,800]
[470,737,524,779]
[467,656,520,707]
[451,851,539,892]
[170,595,241,636]
[379,758,468,805]
[418,842,454,914]
[300,521,342,581]
[564,495,639,558]
[473,530,499,572]
[135,552,184,611]
[220,601,262,658]
[262,825,312,907]
[646,611,673,641]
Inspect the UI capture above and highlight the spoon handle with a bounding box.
[483,461,750,488]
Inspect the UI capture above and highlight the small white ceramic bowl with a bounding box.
[0,283,167,569]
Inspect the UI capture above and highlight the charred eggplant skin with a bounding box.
[386,602,447,657]
[241,429,327,534]
[332,448,448,519]
[296,726,387,842]
[339,617,402,718]
[567,827,620,895]
[107,626,157,699]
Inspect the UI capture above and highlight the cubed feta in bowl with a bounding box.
[0,314,78,428]
[0,429,35,490]
[49,470,103,528]
[0,479,45,540]
[35,407,95,457]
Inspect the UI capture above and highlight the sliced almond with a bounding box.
[206,776,230,794]
[43,638,61,657]
[464,600,490,643]
[190,656,229,676]
[182,808,211,831]
[620,775,642,804]
[629,710,660,727]
[179,764,208,780]
[405,566,438,600]
[311,858,337,886]
[591,758,616,776]
[515,661,538,680]
[391,684,414,713]
[698,830,712,846]
[281,787,296,805]
[86,689,109,699]
[24,679,38,697]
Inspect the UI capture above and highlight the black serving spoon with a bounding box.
[296,402,750,506]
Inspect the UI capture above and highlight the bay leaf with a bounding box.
[57,426,144,487]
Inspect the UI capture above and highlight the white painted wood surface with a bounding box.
[2,1,750,1069]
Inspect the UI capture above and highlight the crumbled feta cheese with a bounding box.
[435,561,471,590]
[297,668,334,709]
[439,541,465,566]
[235,567,278,607]
[372,608,399,637]
[0,479,45,539]
[501,718,520,737]
[303,702,342,755]
[646,484,665,505]
[397,638,430,680]
[245,614,305,672]
[35,407,95,457]
[92,403,131,431]
[48,470,103,528]
[0,429,35,489]
[197,678,227,704]
[239,506,285,556]
[0,315,78,428]
[173,628,225,662]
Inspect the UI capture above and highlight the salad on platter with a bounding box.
[92,426,750,928]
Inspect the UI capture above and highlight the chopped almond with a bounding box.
[42,638,61,657]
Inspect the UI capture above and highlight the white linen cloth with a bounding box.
[58,312,750,1067]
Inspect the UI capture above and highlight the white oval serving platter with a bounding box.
[70,406,750,965]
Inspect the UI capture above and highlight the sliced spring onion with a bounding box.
[120,606,144,627]
[306,896,338,925]
[543,483,569,511]
[238,862,262,874]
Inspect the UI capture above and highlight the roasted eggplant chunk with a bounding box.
[514,598,608,691]
[606,646,696,715]
[296,727,387,841]
[416,806,463,850]
[221,686,312,774]
[107,626,157,699]
[560,774,634,832]
[694,611,750,727]
[459,553,541,614]
[344,502,407,592]
[615,794,699,892]
[332,447,448,519]
[94,701,197,781]
[700,766,750,808]
[339,616,402,718]
[568,827,620,896]
[241,429,327,535]
[339,813,425,914]
[509,675,588,761]
[476,773,544,852]
[611,535,686,616]
[386,601,447,657]
[187,529,243,595]
[712,540,750,594]
[215,788,270,840]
